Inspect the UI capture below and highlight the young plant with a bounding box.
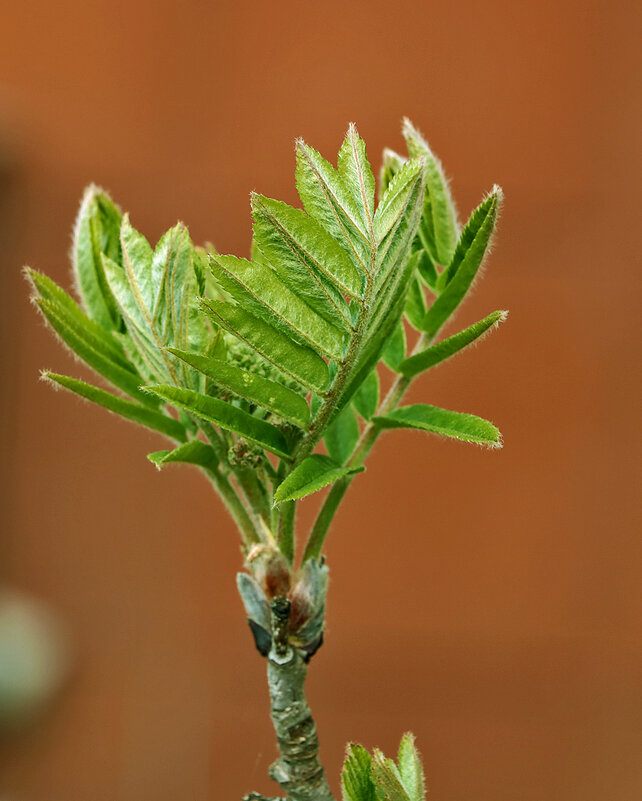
[26,119,506,800]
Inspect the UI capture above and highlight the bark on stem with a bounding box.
[265,599,335,801]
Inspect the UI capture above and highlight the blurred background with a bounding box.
[1,0,640,799]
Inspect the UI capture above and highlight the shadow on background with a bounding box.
[1,1,640,799]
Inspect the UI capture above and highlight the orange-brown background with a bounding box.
[1,1,640,799]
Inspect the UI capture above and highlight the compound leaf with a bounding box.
[416,248,439,291]
[382,320,406,371]
[379,148,406,200]
[147,440,218,470]
[400,310,507,378]
[374,158,425,246]
[337,123,376,237]
[42,372,186,441]
[403,119,458,267]
[373,404,502,447]
[167,347,310,428]
[35,297,151,405]
[421,187,502,338]
[199,298,329,393]
[252,192,360,309]
[325,405,359,464]
[405,275,427,330]
[342,743,377,801]
[352,369,379,421]
[372,750,412,801]
[26,268,132,369]
[274,454,363,505]
[72,185,122,329]
[144,385,291,459]
[296,137,371,271]
[209,254,345,361]
[397,733,425,801]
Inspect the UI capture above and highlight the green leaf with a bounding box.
[374,158,424,246]
[371,169,425,335]
[104,218,205,389]
[372,750,412,801]
[199,298,329,393]
[373,404,502,447]
[404,276,427,330]
[403,119,458,267]
[437,186,502,290]
[379,148,406,200]
[352,369,379,421]
[342,743,377,801]
[325,405,359,464]
[397,734,425,801]
[26,269,132,370]
[337,123,376,237]
[421,187,502,338]
[274,454,363,505]
[35,297,152,405]
[400,311,507,378]
[332,278,408,422]
[147,440,218,470]
[415,249,439,291]
[252,192,361,306]
[382,321,406,371]
[296,137,371,271]
[151,223,208,387]
[42,372,186,441]
[209,254,345,361]
[72,185,122,329]
[144,385,291,459]
[167,347,310,428]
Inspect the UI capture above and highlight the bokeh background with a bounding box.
[1,1,640,799]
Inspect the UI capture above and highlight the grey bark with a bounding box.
[263,597,335,801]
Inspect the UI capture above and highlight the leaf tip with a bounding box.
[39,370,60,389]
[401,117,427,148]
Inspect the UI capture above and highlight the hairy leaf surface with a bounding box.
[43,372,186,440]
[421,188,502,337]
[400,310,507,377]
[147,440,218,470]
[397,734,425,801]
[374,404,502,447]
[167,347,310,428]
[342,744,377,801]
[403,119,458,267]
[325,406,359,465]
[27,269,132,370]
[382,321,407,371]
[199,298,329,392]
[274,454,362,505]
[72,186,122,329]
[209,254,345,360]
[337,124,376,239]
[372,750,412,801]
[35,297,151,404]
[252,192,360,310]
[144,385,291,458]
[405,276,427,331]
[296,137,371,270]
[103,218,205,389]
[352,369,379,421]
